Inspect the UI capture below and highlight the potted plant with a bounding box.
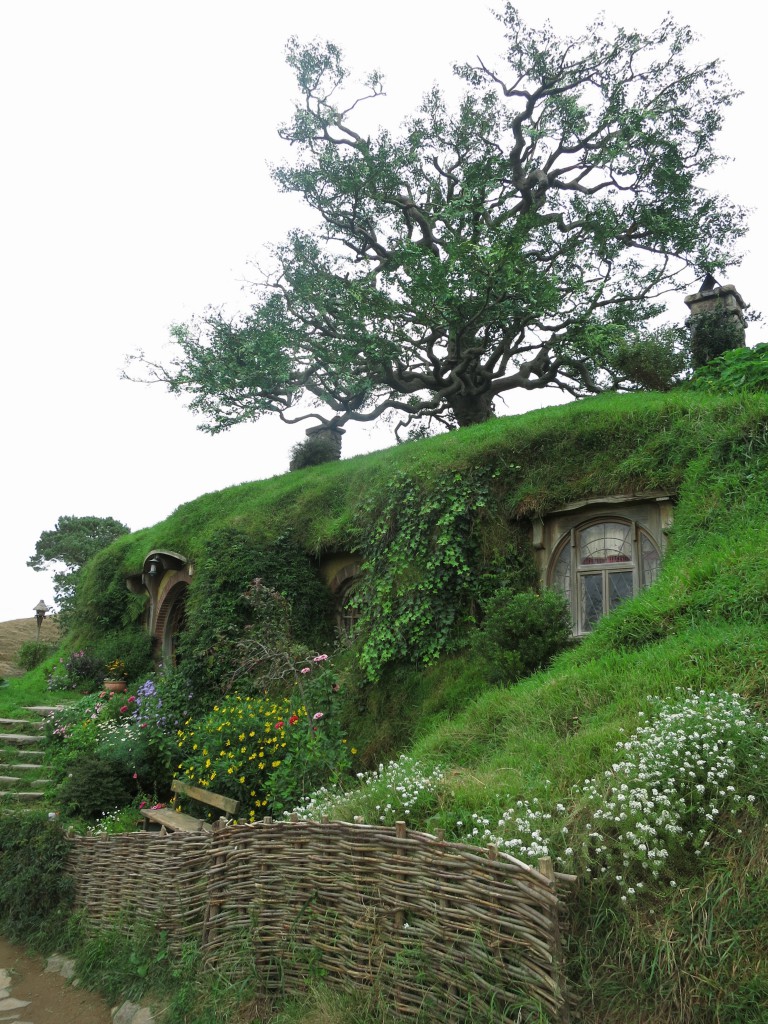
[103,658,128,693]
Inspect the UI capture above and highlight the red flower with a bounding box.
[275,720,284,729]
[289,715,299,726]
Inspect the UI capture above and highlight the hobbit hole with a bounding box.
[126,550,192,665]
[533,495,672,635]
[321,556,363,636]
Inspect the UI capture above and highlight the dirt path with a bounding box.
[0,937,112,1023]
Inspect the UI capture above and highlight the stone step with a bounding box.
[0,775,51,785]
[24,705,64,715]
[0,718,44,730]
[0,791,45,801]
[0,762,48,772]
[0,733,42,746]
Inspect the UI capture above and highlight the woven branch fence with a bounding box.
[66,819,574,1023]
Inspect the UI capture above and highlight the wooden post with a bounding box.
[537,856,570,1024]
[394,821,407,932]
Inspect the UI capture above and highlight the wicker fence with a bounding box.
[66,819,574,1023]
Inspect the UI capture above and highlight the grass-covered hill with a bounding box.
[17,386,768,1022]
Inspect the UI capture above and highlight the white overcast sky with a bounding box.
[0,0,764,624]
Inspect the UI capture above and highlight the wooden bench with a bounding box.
[140,778,239,833]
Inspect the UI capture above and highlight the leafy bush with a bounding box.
[16,640,56,671]
[0,810,74,947]
[56,750,136,819]
[289,429,343,470]
[689,342,768,393]
[688,308,746,368]
[46,648,104,691]
[469,588,572,684]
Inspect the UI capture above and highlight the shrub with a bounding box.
[688,308,746,368]
[46,649,104,691]
[689,342,768,393]
[16,640,56,671]
[469,588,572,684]
[463,688,768,897]
[56,750,136,819]
[289,428,343,470]
[0,810,74,948]
[176,529,335,695]
[292,754,445,824]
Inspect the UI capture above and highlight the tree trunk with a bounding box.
[448,390,495,427]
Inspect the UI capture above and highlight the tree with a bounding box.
[129,5,745,453]
[28,515,130,622]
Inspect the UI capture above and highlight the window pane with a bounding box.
[552,543,571,602]
[640,534,661,588]
[579,522,632,565]
[608,571,634,611]
[580,574,603,632]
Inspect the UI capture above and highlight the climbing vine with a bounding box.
[352,466,534,680]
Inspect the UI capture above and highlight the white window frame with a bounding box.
[548,516,661,635]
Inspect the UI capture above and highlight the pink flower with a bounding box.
[139,801,147,809]
[132,772,138,779]
[313,654,329,663]
[301,667,311,675]
[313,711,324,720]
[120,705,128,713]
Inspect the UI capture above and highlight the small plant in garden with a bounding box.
[104,658,128,681]
[461,688,767,897]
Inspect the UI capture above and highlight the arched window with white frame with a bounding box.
[549,517,660,634]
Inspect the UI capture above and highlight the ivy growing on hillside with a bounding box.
[177,527,335,693]
[352,466,536,680]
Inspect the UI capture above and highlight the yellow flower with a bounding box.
[271,760,281,768]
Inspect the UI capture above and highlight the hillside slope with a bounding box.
[39,388,768,1022]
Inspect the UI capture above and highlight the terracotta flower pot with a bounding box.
[103,679,127,693]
